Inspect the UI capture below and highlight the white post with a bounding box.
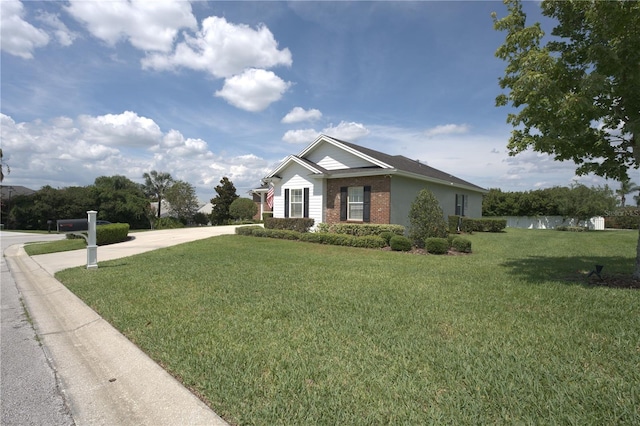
[87,210,98,269]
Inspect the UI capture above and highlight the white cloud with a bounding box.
[323,121,370,141]
[215,69,292,112]
[282,107,322,124]
[425,123,470,138]
[1,0,50,59]
[0,112,273,203]
[282,129,320,144]
[66,0,197,52]
[78,111,163,147]
[36,11,78,47]
[142,16,292,78]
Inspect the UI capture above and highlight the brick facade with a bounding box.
[325,176,391,224]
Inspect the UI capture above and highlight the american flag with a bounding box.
[266,185,274,208]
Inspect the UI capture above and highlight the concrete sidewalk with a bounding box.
[4,226,243,425]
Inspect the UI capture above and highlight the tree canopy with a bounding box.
[493,0,640,278]
[493,0,639,182]
[143,170,174,218]
[210,177,239,225]
[165,180,199,224]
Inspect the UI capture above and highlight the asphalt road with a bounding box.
[1,231,74,426]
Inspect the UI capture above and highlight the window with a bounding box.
[340,186,371,222]
[348,186,364,221]
[455,194,468,216]
[290,188,303,218]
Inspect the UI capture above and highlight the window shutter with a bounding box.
[455,194,460,216]
[303,188,309,218]
[340,187,347,221]
[363,186,371,223]
[284,189,289,218]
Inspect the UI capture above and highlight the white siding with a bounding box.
[272,163,324,228]
[305,143,373,170]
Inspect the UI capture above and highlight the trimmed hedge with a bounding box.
[389,235,412,251]
[65,223,130,245]
[264,217,314,233]
[451,237,472,253]
[448,216,506,233]
[425,237,449,254]
[235,226,386,249]
[321,223,405,237]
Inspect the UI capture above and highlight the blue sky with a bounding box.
[1,0,615,203]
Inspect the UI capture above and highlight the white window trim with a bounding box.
[290,188,303,218]
[347,186,364,221]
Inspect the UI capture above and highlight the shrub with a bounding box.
[425,237,449,255]
[448,216,506,233]
[155,217,184,229]
[327,223,405,237]
[264,217,314,233]
[229,198,258,221]
[64,223,130,245]
[390,235,412,251]
[235,225,262,236]
[409,189,448,246]
[556,225,586,232]
[262,212,273,221]
[316,223,330,233]
[379,231,395,246]
[451,237,472,253]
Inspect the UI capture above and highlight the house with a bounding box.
[252,134,487,230]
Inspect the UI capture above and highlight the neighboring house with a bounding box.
[251,134,487,230]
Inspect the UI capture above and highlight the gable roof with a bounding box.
[263,134,486,193]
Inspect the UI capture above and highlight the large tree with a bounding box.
[165,180,199,224]
[210,177,238,225]
[142,170,174,218]
[493,0,640,278]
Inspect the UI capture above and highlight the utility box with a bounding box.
[57,219,89,232]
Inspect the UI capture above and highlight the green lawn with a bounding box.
[55,229,640,425]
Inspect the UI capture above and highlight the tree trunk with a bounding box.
[157,199,162,218]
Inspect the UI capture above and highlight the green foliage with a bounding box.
[210,177,239,225]
[493,0,639,183]
[164,180,199,224]
[142,170,174,219]
[154,217,184,229]
[236,226,386,248]
[389,235,412,251]
[408,189,449,246]
[96,223,130,245]
[482,186,617,218]
[451,237,472,253]
[92,175,150,229]
[379,232,395,246]
[425,237,449,255]
[229,197,258,221]
[7,177,150,230]
[193,212,209,226]
[262,212,273,221]
[449,216,506,233]
[326,223,405,237]
[556,226,587,232]
[264,217,314,233]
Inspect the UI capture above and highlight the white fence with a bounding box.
[502,216,605,230]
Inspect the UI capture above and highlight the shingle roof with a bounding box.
[325,138,487,192]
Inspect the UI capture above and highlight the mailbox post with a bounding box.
[87,210,98,269]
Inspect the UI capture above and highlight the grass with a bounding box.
[55,229,640,425]
[24,238,86,255]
